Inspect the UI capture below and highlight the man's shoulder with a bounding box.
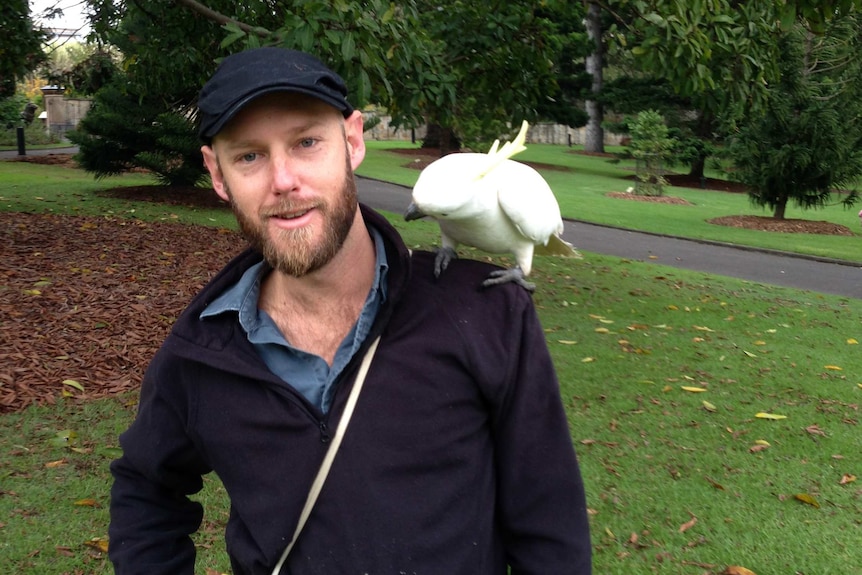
[406,249,533,308]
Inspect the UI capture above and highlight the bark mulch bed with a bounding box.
[1,152,852,412]
[0,211,245,413]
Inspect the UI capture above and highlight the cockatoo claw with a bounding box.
[482,267,535,292]
[434,247,458,278]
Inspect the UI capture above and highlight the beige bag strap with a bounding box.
[271,335,382,575]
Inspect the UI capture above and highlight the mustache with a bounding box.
[258,200,323,219]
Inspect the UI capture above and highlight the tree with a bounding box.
[74,0,289,184]
[596,0,862,179]
[0,0,50,97]
[68,75,206,187]
[583,0,604,153]
[414,0,590,151]
[628,109,676,196]
[728,13,862,219]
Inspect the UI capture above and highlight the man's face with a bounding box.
[201,93,366,277]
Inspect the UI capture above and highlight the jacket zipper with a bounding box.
[318,421,330,443]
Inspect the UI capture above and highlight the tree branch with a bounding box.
[172,0,271,38]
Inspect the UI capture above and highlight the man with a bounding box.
[109,47,592,574]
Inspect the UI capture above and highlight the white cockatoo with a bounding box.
[404,120,580,291]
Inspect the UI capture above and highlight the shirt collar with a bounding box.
[200,225,389,326]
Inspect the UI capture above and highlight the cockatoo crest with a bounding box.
[476,120,529,180]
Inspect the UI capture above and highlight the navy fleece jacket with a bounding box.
[109,205,592,574]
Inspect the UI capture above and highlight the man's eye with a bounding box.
[299,138,317,149]
[240,152,257,163]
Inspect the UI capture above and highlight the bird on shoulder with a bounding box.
[405,120,581,292]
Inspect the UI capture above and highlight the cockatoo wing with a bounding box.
[494,160,565,246]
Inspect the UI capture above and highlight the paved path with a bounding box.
[355,177,862,300]
[4,147,860,299]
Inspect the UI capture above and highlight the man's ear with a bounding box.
[344,110,366,171]
[201,145,229,203]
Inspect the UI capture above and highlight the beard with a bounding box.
[226,155,359,277]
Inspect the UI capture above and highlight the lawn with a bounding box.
[1,150,860,575]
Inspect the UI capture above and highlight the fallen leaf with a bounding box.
[839,474,857,485]
[723,567,757,575]
[49,430,78,448]
[847,338,858,344]
[45,459,67,468]
[62,379,85,392]
[83,537,109,554]
[693,325,715,332]
[678,513,697,533]
[581,357,595,363]
[794,493,820,508]
[594,327,610,334]
[704,476,725,490]
[702,400,717,412]
[743,350,757,357]
[749,444,769,453]
[805,424,827,436]
[557,340,577,345]
[755,412,787,420]
[824,365,843,371]
[682,386,708,393]
[74,498,98,507]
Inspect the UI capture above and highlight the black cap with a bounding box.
[198,47,354,141]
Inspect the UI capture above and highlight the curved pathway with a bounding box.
[355,176,862,300]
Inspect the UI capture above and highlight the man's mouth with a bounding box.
[276,209,311,220]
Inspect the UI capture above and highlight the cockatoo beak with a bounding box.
[404,202,427,221]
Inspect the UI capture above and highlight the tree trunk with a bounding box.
[773,197,788,220]
[584,0,604,153]
[422,123,460,155]
[688,155,706,180]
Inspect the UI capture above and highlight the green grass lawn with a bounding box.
[1,151,860,574]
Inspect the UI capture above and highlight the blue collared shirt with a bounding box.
[200,227,389,413]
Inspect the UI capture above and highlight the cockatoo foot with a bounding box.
[482,267,535,292]
[434,247,458,278]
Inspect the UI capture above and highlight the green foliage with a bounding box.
[628,110,676,196]
[0,120,60,147]
[728,15,862,219]
[218,0,452,130]
[67,77,206,187]
[0,0,50,97]
[414,0,586,143]
[0,93,28,128]
[608,0,783,116]
[59,50,117,96]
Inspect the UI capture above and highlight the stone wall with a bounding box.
[363,114,623,146]
[363,113,427,142]
[41,87,92,136]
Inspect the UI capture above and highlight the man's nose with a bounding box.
[271,153,300,194]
